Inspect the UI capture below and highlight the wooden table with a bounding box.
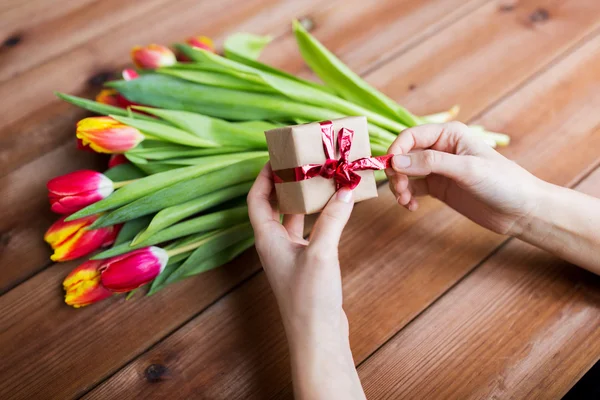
[1,0,600,398]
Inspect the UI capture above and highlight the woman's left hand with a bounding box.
[247,164,366,400]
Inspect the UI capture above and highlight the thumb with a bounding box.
[391,150,472,181]
[309,188,354,251]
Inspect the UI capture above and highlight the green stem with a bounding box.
[113,179,138,189]
[166,236,212,257]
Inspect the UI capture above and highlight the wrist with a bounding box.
[287,327,364,400]
[510,177,551,238]
[513,179,559,241]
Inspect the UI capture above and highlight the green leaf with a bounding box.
[224,33,272,60]
[134,181,253,244]
[93,206,248,259]
[111,114,219,148]
[171,48,404,134]
[128,145,247,161]
[90,155,267,227]
[182,236,254,278]
[164,222,254,285]
[55,92,156,121]
[136,205,249,248]
[108,74,339,122]
[292,20,420,127]
[67,152,265,221]
[158,68,275,93]
[205,39,337,95]
[113,215,154,246]
[103,163,146,182]
[133,107,268,149]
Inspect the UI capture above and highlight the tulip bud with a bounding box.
[76,116,144,154]
[45,215,119,261]
[100,247,169,292]
[95,89,121,107]
[108,154,129,168]
[186,36,214,52]
[122,68,139,81]
[131,44,176,69]
[48,170,114,214]
[63,260,113,308]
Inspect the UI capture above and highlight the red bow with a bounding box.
[273,121,392,190]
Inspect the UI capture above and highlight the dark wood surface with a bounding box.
[1,1,599,399]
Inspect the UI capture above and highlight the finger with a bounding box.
[407,178,430,197]
[391,149,479,182]
[247,163,278,231]
[388,121,472,156]
[406,197,419,212]
[396,189,411,206]
[283,214,305,239]
[309,188,354,251]
[388,173,409,195]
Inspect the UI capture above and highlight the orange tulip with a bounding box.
[44,215,119,261]
[186,36,214,52]
[63,260,113,308]
[131,44,176,69]
[76,116,144,153]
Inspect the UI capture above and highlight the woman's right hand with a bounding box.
[385,122,542,236]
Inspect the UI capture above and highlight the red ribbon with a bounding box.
[273,121,392,190]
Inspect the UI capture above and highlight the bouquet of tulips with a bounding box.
[47,21,509,308]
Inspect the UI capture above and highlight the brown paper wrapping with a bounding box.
[265,116,378,214]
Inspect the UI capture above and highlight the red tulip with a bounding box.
[108,154,129,168]
[122,68,139,81]
[44,215,119,261]
[76,116,144,154]
[48,170,114,214]
[63,260,113,308]
[131,44,176,69]
[178,36,215,61]
[100,247,169,292]
[95,70,140,110]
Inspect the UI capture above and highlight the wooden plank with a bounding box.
[359,168,600,400]
[0,0,97,43]
[0,0,170,83]
[3,0,600,398]
[0,1,494,398]
[0,0,490,291]
[366,0,600,121]
[84,25,600,400]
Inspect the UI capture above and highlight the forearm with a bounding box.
[286,323,366,400]
[516,180,600,275]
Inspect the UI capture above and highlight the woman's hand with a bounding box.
[386,122,542,236]
[247,164,366,400]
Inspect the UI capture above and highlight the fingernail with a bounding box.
[393,155,411,170]
[336,188,353,203]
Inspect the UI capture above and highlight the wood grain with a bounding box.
[0,0,97,45]
[0,1,497,398]
[367,0,600,121]
[84,23,600,400]
[2,0,600,399]
[0,0,169,83]
[359,168,600,400]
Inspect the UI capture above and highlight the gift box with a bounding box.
[265,116,392,214]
